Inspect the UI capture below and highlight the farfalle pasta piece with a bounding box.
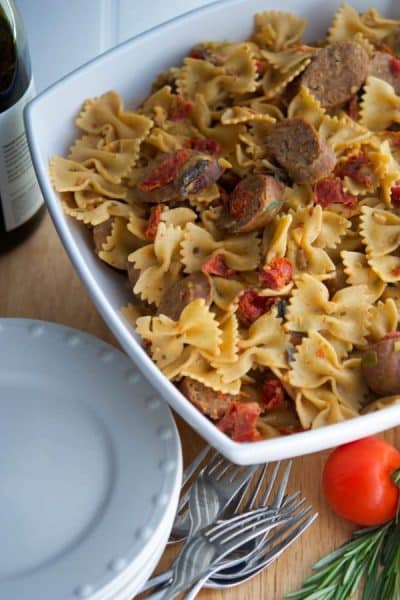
[211,277,244,311]
[287,274,370,347]
[76,90,153,142]
[318,113,372,154]
[360,77,400,132]
[261,46,317,74]
[287,86,326,129]
[181,222,260,273]
[68,136,140,183]
[368,140,400,206]
[360,205,400,282]
[263,214,292,263]
[145,127,183,153]
[49,157,127,199]
[288,331,368,411]
[216,311,288,383]
[220,106,276,125]
[139,85,175,123]
[252,11,306,51]
[97,216,143,269]
[136,299,221,370]
[179,352,242,394]
[342,250,386,301]
[286,205,342,278]
[129,222,184,305]
[295,386,359,430]
[367,298,398,342]
[328,3,399,43]
[261,59,311,101]
[62,197,133,226]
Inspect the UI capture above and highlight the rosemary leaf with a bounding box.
[286,519,400,600]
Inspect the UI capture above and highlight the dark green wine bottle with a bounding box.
[0,0,44,252]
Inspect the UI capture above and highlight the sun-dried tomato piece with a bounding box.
[217,401,263,442]
[201,254,237,278]
[334,153,374,188]
[237,290,277,327]
[314,177,357,209]
[138,149,191,192]
[145,205,163,241]
[259,257,293,290]
[390,56,400,77]
[186,137,222,155]
[391,182,400,207]
[170,96,194,121]
[255,59,267,75]
[382,331,400,340]
[261,379,286,410]
[346,97,359,121]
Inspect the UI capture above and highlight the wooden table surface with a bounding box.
[1,212,399,599]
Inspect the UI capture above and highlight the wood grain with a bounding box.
[1,212,399,599]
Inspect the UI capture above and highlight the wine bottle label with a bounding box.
[0,79,43,232]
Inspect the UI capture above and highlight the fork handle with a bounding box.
[139,569,173,593]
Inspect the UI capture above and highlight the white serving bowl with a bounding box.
[25,0,400,465]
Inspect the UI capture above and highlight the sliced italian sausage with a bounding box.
[221,174,285,233]
[93,218,113,254]
[265,118,336,184]
[300,41,369,109]
[158,272,212,321]
[362,333,400,396]
[137,149,223,203]
[367,51,400,95]
[179,377,238,419]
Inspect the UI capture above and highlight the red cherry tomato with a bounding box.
[322,436,400,526]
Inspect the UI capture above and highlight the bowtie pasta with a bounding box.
[51,4,400,443]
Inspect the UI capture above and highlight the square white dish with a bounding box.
[25,0,400,465]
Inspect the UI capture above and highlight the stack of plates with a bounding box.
[0,319,182,600]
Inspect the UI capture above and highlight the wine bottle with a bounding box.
[0,0,44,252]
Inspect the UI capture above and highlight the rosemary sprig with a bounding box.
[286,519,400,600]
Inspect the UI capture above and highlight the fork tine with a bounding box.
[213,512,292,551]
[208,508,290,543]
[181,446,212,487]
[176,447,214,513]
[249,510,318,571]
[244,464,269,511]
[266,460,292,510]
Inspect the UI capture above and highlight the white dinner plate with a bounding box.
[0,319,182,600]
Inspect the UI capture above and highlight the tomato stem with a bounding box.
[391,467,400,523]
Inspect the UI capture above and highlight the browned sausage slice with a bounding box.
[93,218,113,254]
[158,272,212,321]
[137,149,223,203]
[362,334,400,396]
[367,51,400,95]
[179,377,238,419]
[221,174,285,233]
[265,118,336,184]
[300,42,369,109]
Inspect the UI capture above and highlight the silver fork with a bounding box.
[184,506,318,599]
[170,446,257,541]
[143,460,293,594]
[150,506,293,600]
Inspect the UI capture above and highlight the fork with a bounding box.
[143,460,294,594]
[149,506,293,600]
[184,505,318,599]
[170,446,257,542]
